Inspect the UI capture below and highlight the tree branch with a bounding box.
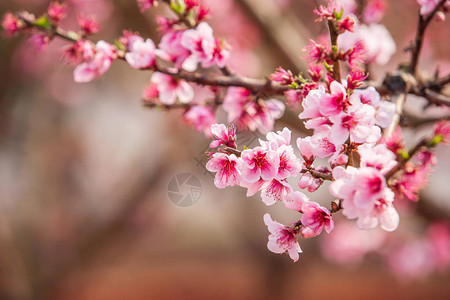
[409,0,447,75]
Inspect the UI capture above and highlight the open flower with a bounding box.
[241,147,279,183]
[263,214,302,262]
[150,72,194,105]
[125,35,156,69]
[206,153,241,189]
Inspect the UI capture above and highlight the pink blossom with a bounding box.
[260,179,293,206]
[223,87,285,133]
[261,127,292,150]
[298,173,322,192]
[329,101,379,147]
[181,22,215,71]
[125,35,156,69]
[77,15,100,35]
[358,144,397,175]
[183,106,216,136]
[298,86,327,119]
[150,72,194,105]
[156,30,191,69]
[362,0,386,24]
[337,15,357,33]
[241,147,279,183]
[417,0,441,15]
[29,33,50,52]
[180,22,229,71]
[2,13,24,37]
[339,24,396,65]
[239,179,266,197]
[138,0,159,12]
[283,191,309,211]
[62,40,96,65]
[301,201,334,237]
[270,67,294,84]
[309,125,337,158]
[275,145,302,180]
[206,153,241,188]
[434,120,450,144]
[263,214,302,262]
[330,166,399,231]
[304,40,330,64]
[209,123,237,148]
[296,137,315,164]
[73,41,116,83]
[284,90,302,108]
[48,2,68,24]
[320,81,349,117]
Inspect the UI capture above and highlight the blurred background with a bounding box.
[0,0,449,299]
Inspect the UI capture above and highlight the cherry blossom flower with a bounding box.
[417,0,441,15]
[29,33,50,52]
[329,101,379,147]
[48,2,68,24]
[77,15,100,35]
[183,106,216,136]
[241,146,279,183]
[263,214,302,262]
[260,179,293,206]
[298,172,322,192]
[125,35,156,69]
[206,153,241,188]
[156,30,191,69]
[296,138,316,168]
[181,22,216,71]
[209,123,237,148]
[330,166,399,231]
[298,86,327,120]
[358,144,397,175]
[1,12,24,37]
[260,127,292,150]
[283,191,309,211]
[320,81,350,117]
[74,41,117,83]
[223,87,284,133]
[434,120,450,144]
[339,24,396,65]
[138,0,159,12]
[301,201,334,237]
[150,72,194,105]
[270,67,294,84]
[362,0,386,24]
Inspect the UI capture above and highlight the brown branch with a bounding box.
[409,0,447,75]
[404,111,450,128]
[300,168,333,181]
[16,13,291,96]
[153,64,290,94]
[327,19,341,82]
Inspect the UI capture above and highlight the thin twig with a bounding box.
[409,0,447,75]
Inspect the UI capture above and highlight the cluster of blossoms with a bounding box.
[2,0,449,270]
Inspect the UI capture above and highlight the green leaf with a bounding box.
[170,0,186,15]
[429,135,443,147]
[399,149,409,160]
[34,15,51,29]
[333,9,343,20]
